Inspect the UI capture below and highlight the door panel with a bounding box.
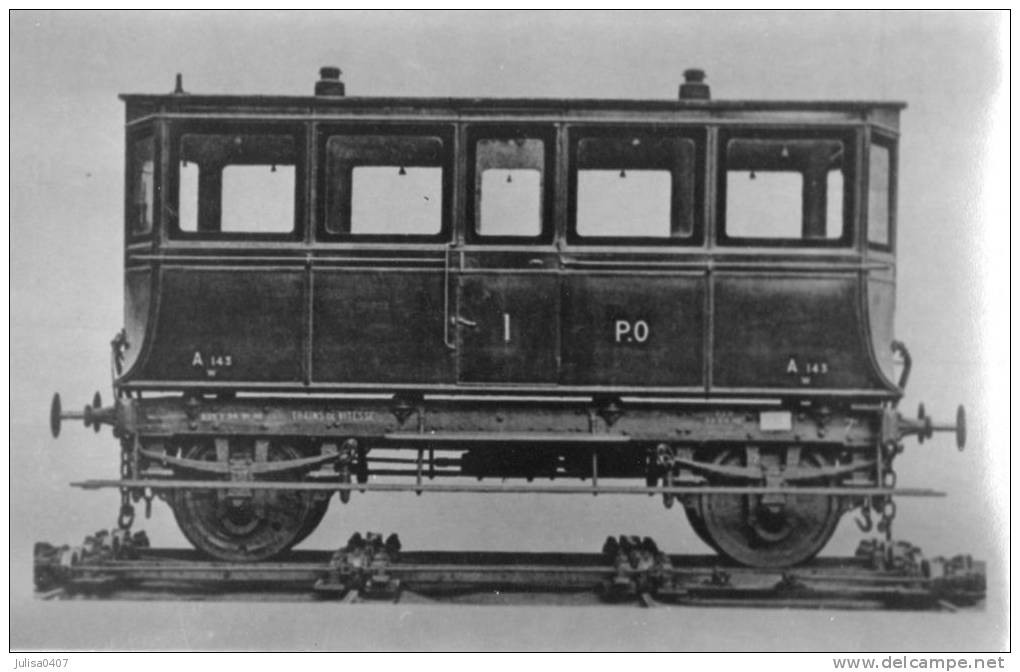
[560,274,705,387]
[312,269,453,383]
[458,273,558,384]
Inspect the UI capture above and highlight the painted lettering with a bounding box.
[614,320,631,342]
[633,320,649,343]
[786,356,829,384]
[614,319,650,344]
[192,350,233,372]
[199,411,265,422]
[290,410,377,423]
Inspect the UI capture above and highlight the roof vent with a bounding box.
[315,66,345,96]
[679,69,710,100]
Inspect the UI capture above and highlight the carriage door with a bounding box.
[457,126,559,384]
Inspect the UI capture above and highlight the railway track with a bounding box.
[34,530,985,610]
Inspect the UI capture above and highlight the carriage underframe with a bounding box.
[57,392,957,568]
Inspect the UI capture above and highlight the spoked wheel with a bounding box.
[170,441,323,562]
[696,448,844,568]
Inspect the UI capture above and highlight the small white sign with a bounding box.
[759,410,793,432]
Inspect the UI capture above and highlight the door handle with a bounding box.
[454,316,478,328]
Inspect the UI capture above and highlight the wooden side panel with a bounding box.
[712,274,877,390]
[560,274,705,387]
[140,268,305,382]
[121,268,152,376]
[867,276,897,385]
[312,270,453,383]
[458,274,559,383]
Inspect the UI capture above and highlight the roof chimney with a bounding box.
[315,66,345,96]
[679,69,710,100]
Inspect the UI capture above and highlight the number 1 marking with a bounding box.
[503,313,511,343]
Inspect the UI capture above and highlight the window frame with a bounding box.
[465,124,557,245]
[166,120,307,242]
[716,127,857,249]
[125,125,159,241]
[566,125,706,246]
[866,132,897,253]
[315,123,455,243]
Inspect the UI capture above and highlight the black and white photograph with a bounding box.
[9,10,1009,654]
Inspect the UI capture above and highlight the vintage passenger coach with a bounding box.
[51,68,965,567]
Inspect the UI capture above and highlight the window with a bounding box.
[474,137,545,238]
[128,135,155,235]
[175,132,298,235]
[727,171,803,238]
[325,134,445,237]
[868,143,892,247]
[721,136,849,244]
[572,132,698,241]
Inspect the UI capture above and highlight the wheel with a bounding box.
[683,505,722,553]
[170,441,322,562]
[696,448,843,568]
[291,497,331,548]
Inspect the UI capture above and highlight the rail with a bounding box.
[34,531,985,610]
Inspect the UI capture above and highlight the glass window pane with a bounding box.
[178,161,198,231]
[869,144,891,245]
[475,138,544,237]
[221,165,295,233]
[479,168,541,236]
[577,170,672,237]
[326,134,445,236]
[177,133,296,234]
[724,138,846,241]
[129,136,155,235]
[726,171,803,238]
[826,170,844,238]
[351,166,441,234]
[575,135,695,239]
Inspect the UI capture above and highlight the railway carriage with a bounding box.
[51,68,965,567]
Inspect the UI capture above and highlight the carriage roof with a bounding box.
[121,92,905,130]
